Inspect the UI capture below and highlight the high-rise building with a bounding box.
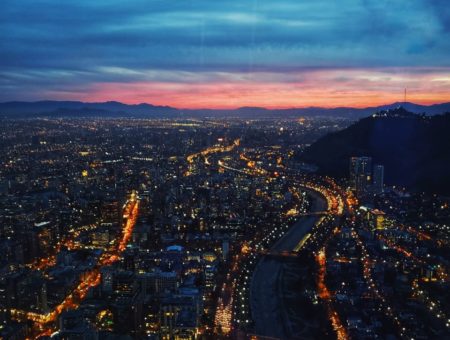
[368,209,386,230]
[349,157,372,195]
[101,267,114,294]
[372,165,384,194]
[222,238,229,260]
[139,271,178,296]
[349,157,359,189]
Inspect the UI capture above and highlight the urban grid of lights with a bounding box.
[10,192,140,337]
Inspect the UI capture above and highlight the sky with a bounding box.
[1,0,450,109]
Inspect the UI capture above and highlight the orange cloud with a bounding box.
[47,68,450,109]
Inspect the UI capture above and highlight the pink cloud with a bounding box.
[46,68,450,109]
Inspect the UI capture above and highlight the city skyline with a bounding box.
[1,0,450,108]
[1,112,449,339]
[1,2,450,339]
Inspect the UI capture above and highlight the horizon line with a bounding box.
[2,99,450,111]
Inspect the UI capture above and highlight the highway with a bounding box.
[11,192,140,338]
[250,188,328,339]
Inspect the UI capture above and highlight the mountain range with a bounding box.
[300,107,450,195]
[1,100,450,118]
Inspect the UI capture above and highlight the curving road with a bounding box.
[250,188,327,339]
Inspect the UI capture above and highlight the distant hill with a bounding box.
[300,107,450,195]
[0,100,179,117]
[1,100,450,118]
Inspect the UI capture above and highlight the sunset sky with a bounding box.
[1,0,450,108]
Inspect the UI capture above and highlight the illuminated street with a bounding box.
[10,192,140,338]
[0,117,449,339]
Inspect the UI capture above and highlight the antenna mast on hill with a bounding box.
[404,88,407,103]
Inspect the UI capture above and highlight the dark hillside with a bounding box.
[301,108,450,195]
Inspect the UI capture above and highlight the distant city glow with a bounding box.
[1,1,450,339]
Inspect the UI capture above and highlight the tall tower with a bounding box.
[349,156,372,195]
[373,165,384,194]
[222,238,229,260]
[349,157,358,189]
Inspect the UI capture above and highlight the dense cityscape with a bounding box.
[0,115,448,339]
[2,0,450,339]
